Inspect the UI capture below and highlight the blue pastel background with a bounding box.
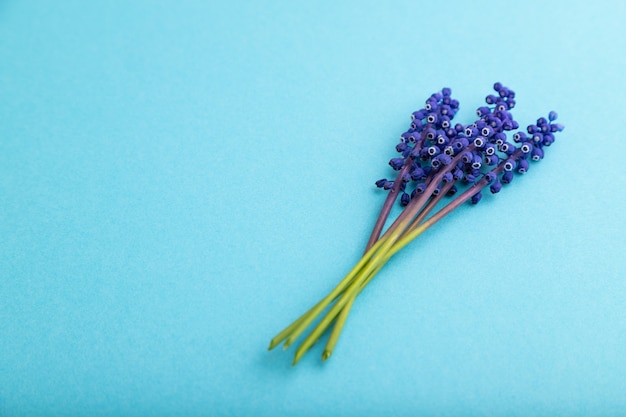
[2,1,625,416]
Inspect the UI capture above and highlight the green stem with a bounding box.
[292,241,393,364]
[279,234,389,349]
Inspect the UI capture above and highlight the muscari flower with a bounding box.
[269,83,564,365]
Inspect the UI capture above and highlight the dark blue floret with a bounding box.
[490,180,502,194]
[400,192,410,206]
[502,171,514,184]
[517,159,529,174]
[383,180,394,190]
[531,147,544,161]
[471,192,483,204]
[389,158,405,170]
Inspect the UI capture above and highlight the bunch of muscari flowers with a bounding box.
[269,83,564,365]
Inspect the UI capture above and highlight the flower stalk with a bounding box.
[269,83,564,365]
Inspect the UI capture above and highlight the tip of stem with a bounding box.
[322,350,332,361]
[268,339,279,351]
[292,352,303,366]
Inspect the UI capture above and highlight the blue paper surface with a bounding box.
[1,1,626,415]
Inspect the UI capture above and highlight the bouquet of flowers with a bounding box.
[268,83,564,365]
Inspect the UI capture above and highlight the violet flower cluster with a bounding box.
[269,83,564,365]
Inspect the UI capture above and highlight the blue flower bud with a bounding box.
[473,137,486,148]
[433,154,452,167]
[490,180,502,194]
[486,94,498,105]
[494,132,506,144]
[400,192,410,206]
[485,172,497,183]
[432,184,442,196]
[503,158,517,171]
[477,106,491,117]
[426,112,438,124]
[465,173,477,183]
[551,123,565,132]
[489,117,503,130]
[411,119,423,131]
[531,147,544,161]
[376,179,387,188]
[436,133,449,146]
[481,126,494,138]
[389,157,404,170]
[465,126,478,138]
[452,137,469,151]
[471,192,483,204]
[412,110,427,120]
[520,142,533,154]
[431,92,443,101]
[494,82,503,91]
[542,134,555,147]
[532,133,543,144]
[517,159,529,174]
[461,151,473,163]
[484,143,497,155]
[407,131,420,143]
[453,168,464,180]
[415,182,426,194]
[500,142,516,155]
[527,124,539,134]
[450,99,460,109]
[502,171,514,184]
[396,142,408,153]
[442,87,452,97]
[446,185,458,196]
[442,172,454,183]
[440,115,451,129]
[424,127,436,141]
[383,180,394,190]
[548,111,558,121]
[401,172,412,183]
[484,154,499,166]
[513,131,527,143]
[454,123,465,132]
[427,146,441,157]
[410,167,425,180]
[471,154,482,169]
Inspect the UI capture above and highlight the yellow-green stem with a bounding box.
[280,234,389,349]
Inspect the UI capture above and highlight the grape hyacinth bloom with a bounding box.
[268,83,564,365]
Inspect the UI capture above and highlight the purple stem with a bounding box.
[364,137,425,252]
[416,151,521,233]
[380,143,478,244]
